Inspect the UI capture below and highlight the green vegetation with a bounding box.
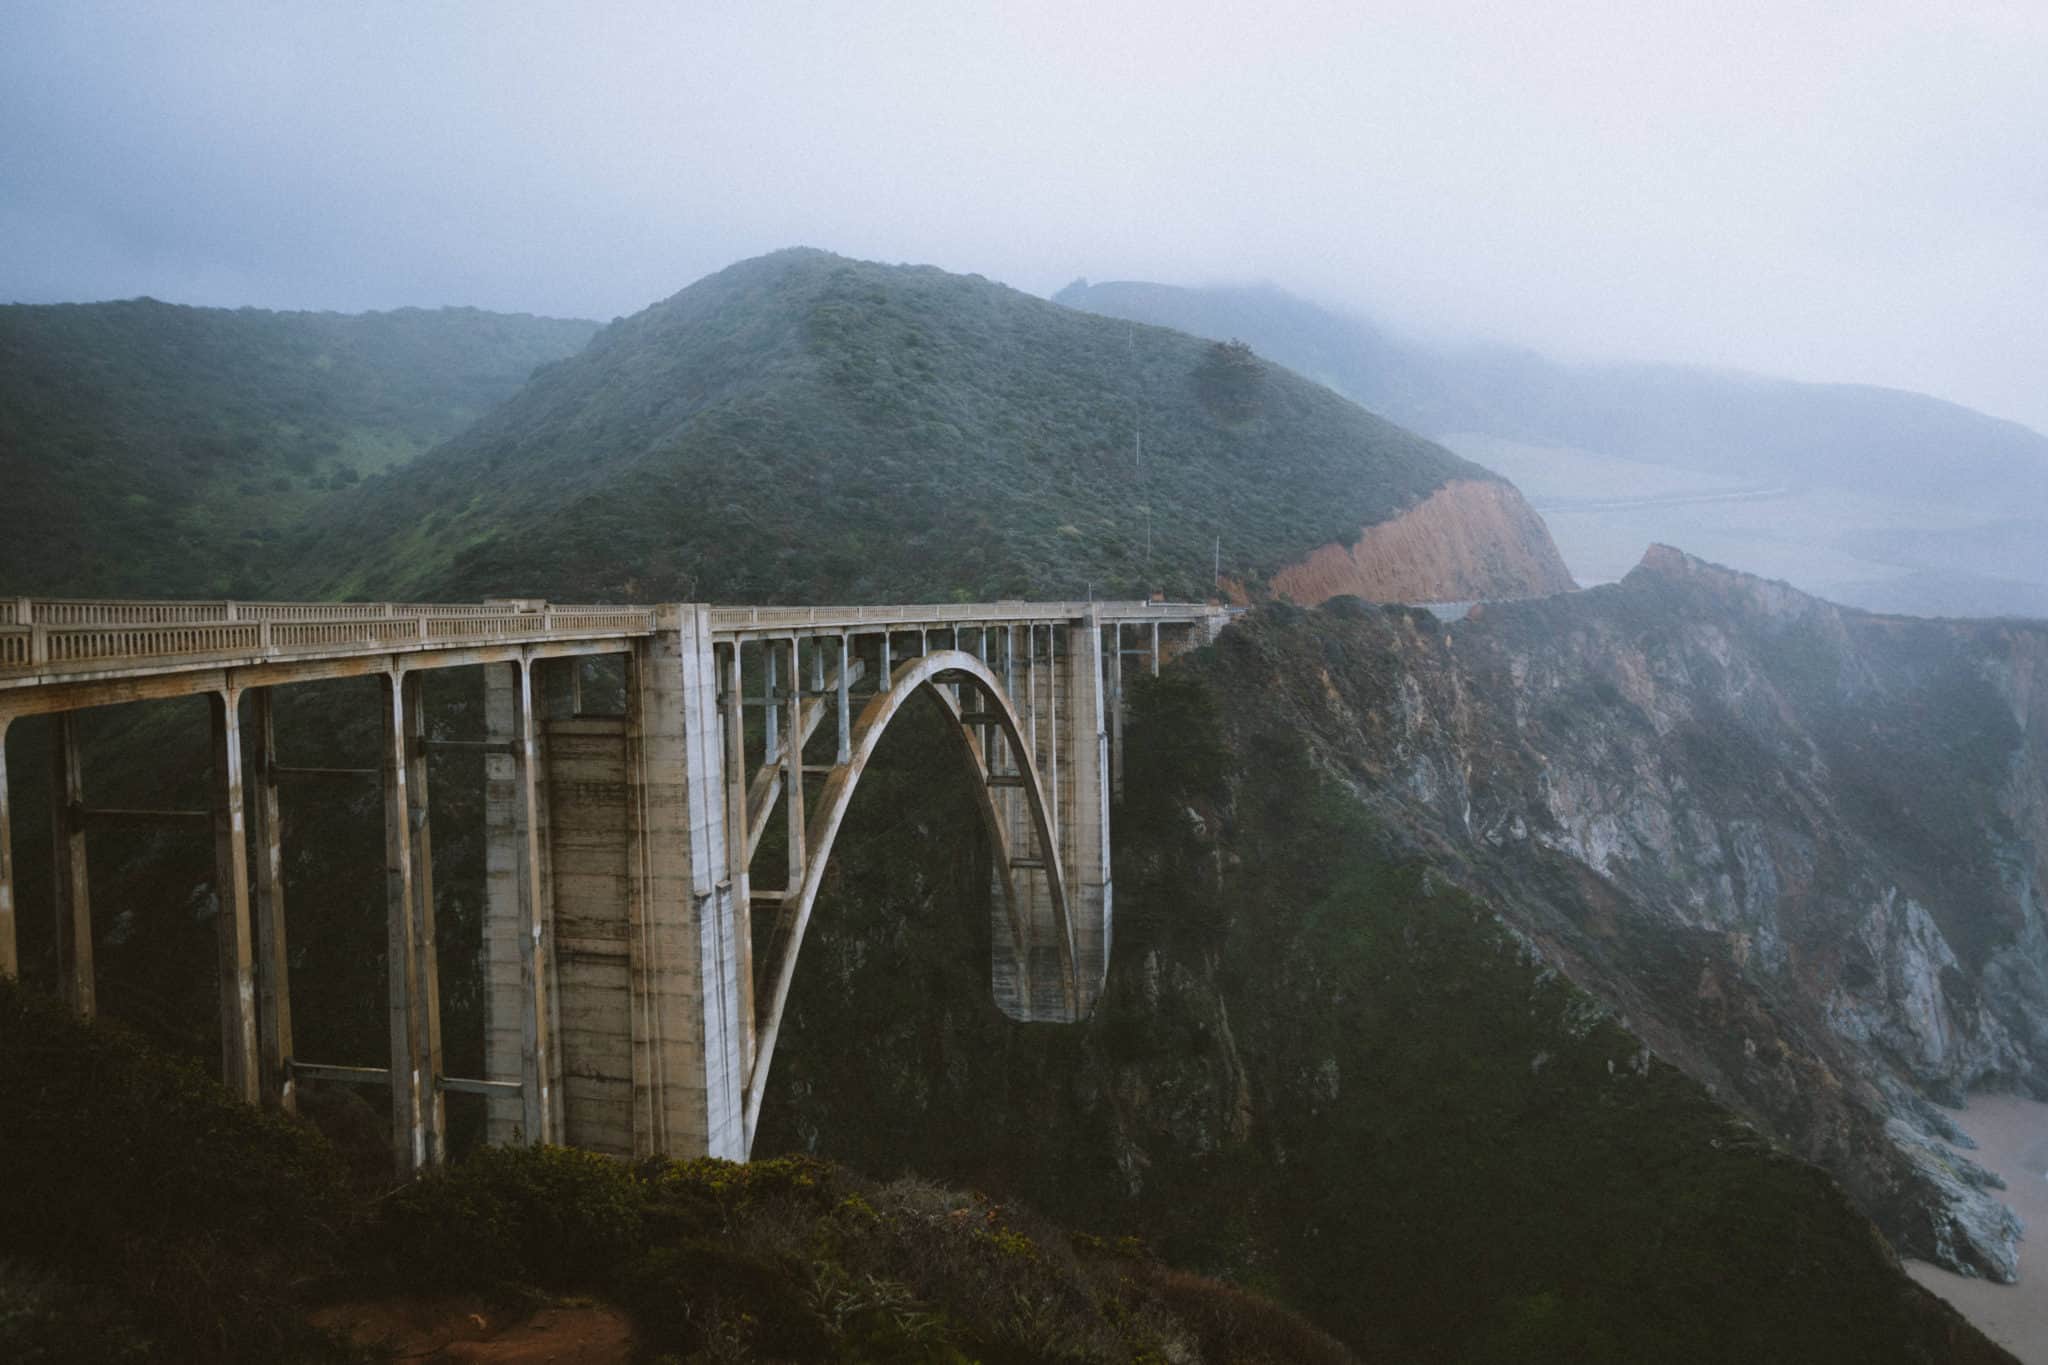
[0,978,349,1362]
[0,977,1352,1363]
[0,299,596,596]
[286,248,1490,603]
[1193,339,1264,422]
[380,1147,1354,1362]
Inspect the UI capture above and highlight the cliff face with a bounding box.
[1232,546,2048,1279]
[1268,478,1576,604]
[751,558,2031,1360]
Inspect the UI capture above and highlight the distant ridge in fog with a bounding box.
[1055,279,2048,499]
[1057,278,2048,617]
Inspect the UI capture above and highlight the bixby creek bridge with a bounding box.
[0,595,1228,1173]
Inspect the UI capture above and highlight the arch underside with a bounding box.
[742,649,1073,1147]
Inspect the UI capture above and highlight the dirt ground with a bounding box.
[310,1294,637,1363]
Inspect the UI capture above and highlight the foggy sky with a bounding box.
[4,1,2045,432]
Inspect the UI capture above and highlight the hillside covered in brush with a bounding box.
[0,979,1356,1364]
[286,248,1558,605]
[0,299,598,597]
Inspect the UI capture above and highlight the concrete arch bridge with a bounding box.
[0,596,1227,1171]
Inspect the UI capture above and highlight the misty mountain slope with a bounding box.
[0,299,599,596]
[1055,279,2048,499]
[1056,279,2048,615]
[287,248,1566,605]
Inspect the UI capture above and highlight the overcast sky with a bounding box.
[4,1,2044,431]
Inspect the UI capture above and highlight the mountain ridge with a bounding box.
[286,249,1570,606]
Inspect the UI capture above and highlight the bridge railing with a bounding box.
[0,607,660,679]
[1,595,1228,680]
[5,597,639,627]
[707,600,1224,634]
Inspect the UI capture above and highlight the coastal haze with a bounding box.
[3,1,2046,435]
[4,3,2048,1361]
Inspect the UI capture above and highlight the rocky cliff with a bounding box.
[752,548,2036,1360]
[1232,545,2048,1280]
[1267,477,1576,604]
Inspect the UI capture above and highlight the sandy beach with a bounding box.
[1906,1094,2048,1364]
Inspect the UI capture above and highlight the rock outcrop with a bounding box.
[1269,478,1576,605]
[1229,547,2048,1280]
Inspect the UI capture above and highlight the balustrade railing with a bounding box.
[0,595,1223,680]
[8,596,631,627]
[0,604,659,678]
[706,600,1221,634]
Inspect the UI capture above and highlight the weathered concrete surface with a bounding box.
[540,717,636,1154]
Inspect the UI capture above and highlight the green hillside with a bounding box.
[288,248,1494,604]
[0,299,598,596]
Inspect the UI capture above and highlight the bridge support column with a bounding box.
[209,690,259,1106]
[1108,623,1125,801]
[992,614,1112,1021]
[401,674,446,1164]
[484,662,533,1144]
[248,689,293,1111]
[0,717,14,980]
[49,712,91,1015]
[718,643,754,1083]
[1069,613,1113,1011]
[624,606,746,1158]
[380,672,431,1173]
[483,609,745,1160]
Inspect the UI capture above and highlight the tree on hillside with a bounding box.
[1195,338,1264,421]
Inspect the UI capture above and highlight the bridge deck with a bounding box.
[0,596,1223,699]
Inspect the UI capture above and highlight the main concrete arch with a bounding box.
[742,648,1072,1147]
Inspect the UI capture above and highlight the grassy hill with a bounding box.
[0,299,598,596]
[287,248,1498,604]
